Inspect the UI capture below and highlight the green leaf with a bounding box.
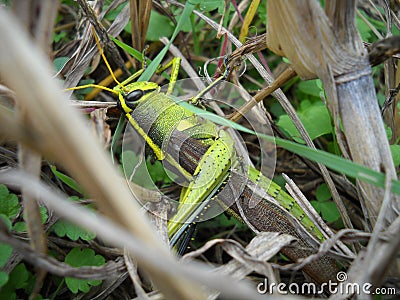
[71,79,96,99]
[146,159,174,184]
[0,262,38,299]
[39,206,48,224]
[356,11,387,43]
[11,266,29,290]
[296,80,323,98]
[64,248,105,293]
[0,213,12,230]
[277,100,332,142]
[111,38,142,62]
[50,165,84,195]
[0,290,15,300]
[258,3,267,26]
[13,222,26,232]
[52,220,95,241]
[121,150,154,189]
[312,201,340,223]
[146,11,174,41]
[0,242,12,268]
[356,16,372,42]
[0,271,9,288]
[385,124,393,141]
[197,0,224,12]
[321,201,340,222]
[377,92,385,107]
[121,151,174,189]
[0,184,20,219]
[53,56,69,72]
[53,31,67,43]
[271,175,287,189]
[110,114,126,163]
[176,14,194,33]
[315,183,332,202]
[8,263,30,289]
[13,206,48,233]
[65,248,105,267]
[312,184,339,222]
[0,214,13,267]
[121,150,138,178]
[0,215,12,264]
[390,144,400,167]
[104,1,126,22]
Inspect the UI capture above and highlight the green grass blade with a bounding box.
[175,99,400,195]
[111,37,171,81]
[138,2,195,82]
[50,165,84,195]
[110,37,143,61]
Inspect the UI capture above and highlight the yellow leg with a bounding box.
[190,74,226,104]
[156,57,181,95]
[190,57,229,104]
[121,57,181,95]
[66,83,118,95]
[120,69,145,86]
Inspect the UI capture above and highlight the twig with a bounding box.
[76,0,130,76]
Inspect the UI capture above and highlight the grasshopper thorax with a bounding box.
[116,81,160,113]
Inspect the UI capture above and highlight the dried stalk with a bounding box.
[0,9,205,299]
[266,0,399,230]
[11,1,59,296]
[266,0,400,286]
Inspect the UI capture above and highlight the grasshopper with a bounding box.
[68,36,341,286]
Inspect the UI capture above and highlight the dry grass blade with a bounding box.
[89,108,112,147]
[17,148,47,297]
[11,1,59,297]
[130,0,152,54]
[124,249,151,300]
[184,232,295,277]
[238,0,260,43]
[335,216,400,299]
[63,2,131,90]
[0,171,268,300]
[183,233,296,300]
[0,9,204,299]
[76,0,130,76]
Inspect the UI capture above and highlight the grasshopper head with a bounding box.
[117,81,159,113]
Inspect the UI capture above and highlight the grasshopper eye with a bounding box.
[125,90,144,107]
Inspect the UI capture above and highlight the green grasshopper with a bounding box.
[68,37,340,285]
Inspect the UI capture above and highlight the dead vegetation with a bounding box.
[0,1,399,299]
